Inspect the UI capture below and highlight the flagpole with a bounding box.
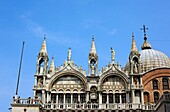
[15,41,25,97]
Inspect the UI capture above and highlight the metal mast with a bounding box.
[15,41,25,96]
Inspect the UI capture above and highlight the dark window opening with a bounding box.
[163,77,169,90]
[153,79,158,90]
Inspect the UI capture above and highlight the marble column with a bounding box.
[33,90,36,98]
[49,93,51,101]
[86,92,89,102]
[132,76,134,85]
[47,91,49,102]
[113,93,115,103]
[34,77,37,86]
[42,90,45,103]
[132,90,135,103]
[78,94,80,102]
[107,94,109,103]
[99,92,102,108]
[141,91,144,104]
[120,94,122,104]
[56,94,58,104]
[140,77,142,85]
[99,92,102,104]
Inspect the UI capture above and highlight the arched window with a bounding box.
[51,94,56,103]
[144,92,150,104]
[163,91,170,95]
[115,93,120,103]
[58,94,64,103]
[162,77,169,90]
[152,79,158,90]
[73,94,78,103]
[80,93,86,103]
[122,93,126,103]
[65,94,71,103]
[109,93,113,103]
[154,92,159,103]
[102,93,107,103]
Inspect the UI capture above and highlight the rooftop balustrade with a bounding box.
[12,98,155,111]
[12,98,43,106]
[43,103,155,110]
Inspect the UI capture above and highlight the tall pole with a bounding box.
[15,41,25,96]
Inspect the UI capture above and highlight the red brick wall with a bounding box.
[142,68,170,103]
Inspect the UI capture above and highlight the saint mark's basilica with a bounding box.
[11,26,170,112]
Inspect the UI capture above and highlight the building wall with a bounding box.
[142,68,170,104]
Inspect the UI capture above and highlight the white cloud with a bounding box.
[19,15,80,46]
[82,19,117,36]
[108,29,117,36]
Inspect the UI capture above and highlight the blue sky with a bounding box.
[1,0,170,111]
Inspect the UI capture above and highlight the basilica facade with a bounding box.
[11,29,170,112]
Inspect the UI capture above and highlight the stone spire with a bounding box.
[36,35,49,76]
[39,35,48,56]
[88,36,98,76]
[90,36,97,55]
[131,33,138,52]
[49,56,55,73]
[141,34,152,50]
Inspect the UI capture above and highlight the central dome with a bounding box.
[140,49,170,73]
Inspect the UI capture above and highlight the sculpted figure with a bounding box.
[133,60,138,73]
[68,48,71,61]
[111,47,115,63]
[38,78,43,87]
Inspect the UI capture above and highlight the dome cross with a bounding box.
[140,25,148,35]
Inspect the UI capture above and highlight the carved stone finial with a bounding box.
[111,47,115,63]
[67,47,71,61]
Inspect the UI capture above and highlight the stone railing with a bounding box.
[12,98,43,105]
[43,103,155,110]
[131,84,143,89]
[12,98,155,110]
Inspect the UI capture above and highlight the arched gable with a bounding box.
[99,72,129,92]
[47,71,88,91]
